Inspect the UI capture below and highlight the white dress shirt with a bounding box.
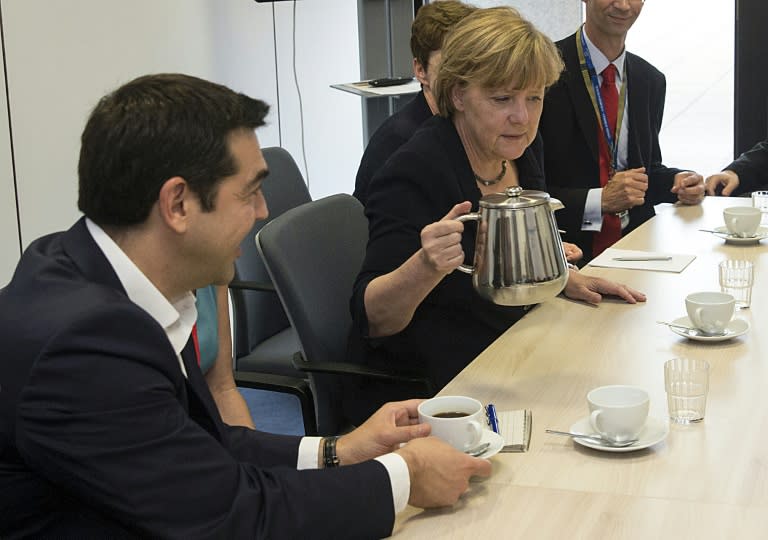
[582,29,630,232]
[85,218,410,512]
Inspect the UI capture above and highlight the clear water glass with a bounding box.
[664,358,710,424]
[719,259,754,308]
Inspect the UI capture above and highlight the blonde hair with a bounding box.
[435,7,564,117]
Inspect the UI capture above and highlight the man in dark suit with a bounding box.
[539,0,705,261]
[705,139,768,196]
[0,73,490,539]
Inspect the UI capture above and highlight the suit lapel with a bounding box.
[563,33,601,163]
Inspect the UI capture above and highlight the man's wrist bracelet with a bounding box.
[322,436,340,468]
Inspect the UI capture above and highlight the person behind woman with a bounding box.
[195,285,255,428]
[347,7,645,423]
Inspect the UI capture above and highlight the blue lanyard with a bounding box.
[576,28,626,176]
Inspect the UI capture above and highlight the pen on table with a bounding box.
[486,403,500,434]
[612,256,672,261]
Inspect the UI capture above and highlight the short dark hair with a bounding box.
[78,73,269,226]
[410,1,477,72]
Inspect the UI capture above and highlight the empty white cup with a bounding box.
[587,385,649,443]
[723,206,761,238]
[685,291,735,335]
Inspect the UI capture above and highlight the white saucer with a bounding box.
[669,316,750,341]
[568,416,669,453]
[712,226,768,244]
[474,429,505,459]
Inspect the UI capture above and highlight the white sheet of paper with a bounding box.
[588,248,696,273]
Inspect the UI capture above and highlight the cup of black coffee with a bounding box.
[417,396,485,451]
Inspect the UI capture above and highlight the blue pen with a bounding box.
[486,403,500,434]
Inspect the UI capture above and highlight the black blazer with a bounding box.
[0,218,393,539]
[354,90,433,206]
[727,139,768,195]
[540,32,683,260]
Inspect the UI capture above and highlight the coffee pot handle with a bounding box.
[454,213,481,274]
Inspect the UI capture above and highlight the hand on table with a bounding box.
[601,167,648,214]
[419,201,472,275]
[671,171,705,204]
[396,436,492,508]
[705,170,740,196]
[563,269,647,305]
[337,399,430,465]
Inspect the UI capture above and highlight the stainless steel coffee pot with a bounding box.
[456,186,569,306]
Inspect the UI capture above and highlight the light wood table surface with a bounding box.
[392,197,768,539]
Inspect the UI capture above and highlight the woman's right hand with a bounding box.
[364,201,473,337]
[419,201,472,274]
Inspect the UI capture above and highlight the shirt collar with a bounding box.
[582,27,626,84]
[85,218,197,373]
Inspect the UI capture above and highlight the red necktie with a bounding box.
[191,323,201,366]
[592,64,622,257]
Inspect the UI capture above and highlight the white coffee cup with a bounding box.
[685,291,735,335]
[587,385,649,443]
[723,206,761,238]
[417,395,485,451]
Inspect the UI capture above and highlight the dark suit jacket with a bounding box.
[540,32,683,260]
[353,91,433,206]
[0,218,393,540]
[727,139,768,195]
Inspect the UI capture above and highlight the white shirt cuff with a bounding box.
[582,188,604,231]
[297,439,409,513]
[375,452,410,513]
[296,436,323,470]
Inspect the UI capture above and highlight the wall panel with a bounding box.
[0,26,19,286]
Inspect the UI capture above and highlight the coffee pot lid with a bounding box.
[479,186,551,209]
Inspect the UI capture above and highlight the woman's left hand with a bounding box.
[563,270,646,305]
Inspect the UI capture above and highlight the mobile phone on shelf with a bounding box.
[368,77,414,87]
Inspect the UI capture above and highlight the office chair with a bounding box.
[256,194,433,435]
[229,146,310,377]
[228,146,315,434]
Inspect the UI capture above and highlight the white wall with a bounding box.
[472,0,582,41]
[0,0,362,286]
[273,4,363,199]
[626,0,734,176]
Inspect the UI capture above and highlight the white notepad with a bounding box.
[497,409,532,452]
[588,248,695,273]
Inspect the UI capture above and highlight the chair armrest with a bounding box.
[234,370,317,436]
[229,280,276,292]
[290,352,435,394]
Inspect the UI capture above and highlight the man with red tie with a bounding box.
[539,0,705,261]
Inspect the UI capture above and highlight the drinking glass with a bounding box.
[751,190,768,212]
[719,260,754,308]
[664,358,710,424]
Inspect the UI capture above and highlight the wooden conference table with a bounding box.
[391,196,768,539]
